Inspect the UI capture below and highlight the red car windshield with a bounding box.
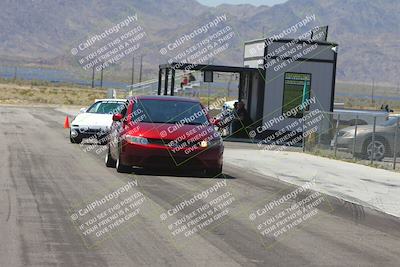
[132,99,209,125]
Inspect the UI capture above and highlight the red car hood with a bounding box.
[127,122,216,141]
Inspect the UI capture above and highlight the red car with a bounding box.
[105,95,224,176]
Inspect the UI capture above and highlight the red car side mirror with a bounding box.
[112,113,123,121]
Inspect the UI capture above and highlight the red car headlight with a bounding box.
[199,140,208,148]
[123,135,149,145]
[200,137,222,148]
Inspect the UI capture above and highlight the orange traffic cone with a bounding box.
[64,116,70,129]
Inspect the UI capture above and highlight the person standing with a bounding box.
[236,101,252,137]
[237,101,252,126]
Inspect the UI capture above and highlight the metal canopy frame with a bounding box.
[158,62,260,97]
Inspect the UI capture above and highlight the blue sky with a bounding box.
[198,0,288,6]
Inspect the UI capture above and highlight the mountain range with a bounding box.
[0,0,399,85]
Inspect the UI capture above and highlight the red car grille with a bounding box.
[143,156,203,168]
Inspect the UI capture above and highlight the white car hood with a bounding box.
[71,113,113,128]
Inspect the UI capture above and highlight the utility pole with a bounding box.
[139,55,143,83]
[371,78,375,106]
[262,26,266,38]
[227,73,233,98]
[14,67,17,80]
[207,59,211,109]
[91,65,95,88]
[100,65,104,88]
[131,56,135,86]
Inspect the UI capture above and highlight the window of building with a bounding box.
[282,72,312,118]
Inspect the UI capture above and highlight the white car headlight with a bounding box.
[70,129,79,137]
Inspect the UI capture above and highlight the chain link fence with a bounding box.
[303,110,400,171]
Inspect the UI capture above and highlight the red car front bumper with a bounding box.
[120,141,223,170]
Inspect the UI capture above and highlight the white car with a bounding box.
[222,100,236,111]
[70,99,126,144]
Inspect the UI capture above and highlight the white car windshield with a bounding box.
[87,101,125,114]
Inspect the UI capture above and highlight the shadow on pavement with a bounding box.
[131,167,235,180]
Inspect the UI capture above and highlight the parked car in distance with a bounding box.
[332,108,390,126]
[70,99,126,144]
[105,95,224,176]
[333,116,400,161]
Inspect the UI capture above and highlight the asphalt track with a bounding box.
[1,105,400,267]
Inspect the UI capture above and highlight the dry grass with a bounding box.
[0,81,128,106]
[0,79,235,110]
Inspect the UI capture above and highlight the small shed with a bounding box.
[242,37,338,135]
